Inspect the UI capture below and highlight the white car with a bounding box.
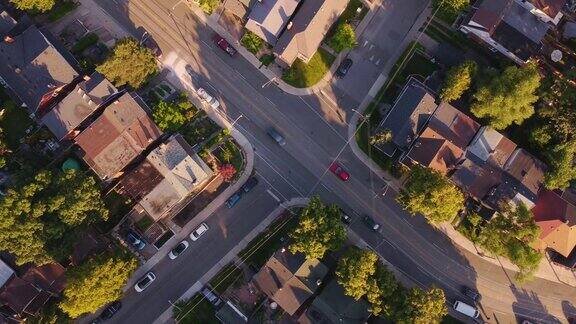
[134,272,156,292]
[168,240,189,260]
[197,87,220,109]
[190,223,209,241]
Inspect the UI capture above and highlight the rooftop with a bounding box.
[0,259,14,288]
[503,148,546,196]
[245,0,300,44]
[467,126,516,168]
[524,0,567,20]
[532,189,576,258]
[407,126,464,175]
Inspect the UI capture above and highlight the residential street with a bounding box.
[87,0,576,323]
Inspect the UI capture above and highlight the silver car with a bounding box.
[134,272,156,292]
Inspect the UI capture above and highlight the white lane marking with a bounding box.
[255,151,305,197]
[254,170,288,201]
[266,189,281,202]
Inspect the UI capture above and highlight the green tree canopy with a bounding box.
[544,142,576,190]
[0,170,108,265]
[9,0,55,11]
[198,0,220,14]
[59,253,137,318]
[440,60,477,102]
[432,0,469,19]
[289,196,346,259]
[335,247,379,300]
[152,96,196,131]
[470,63,541,129]
[366,263,402,316]
[329,23,357,53]
[401,287,448,324]
[369,129,393,146]
[397,166,464,224]
[97,37,158,89]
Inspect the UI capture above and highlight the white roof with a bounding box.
[468,127,504,162]
[245,0,300,44]
[0,259,14,288]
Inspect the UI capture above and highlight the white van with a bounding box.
[453,301,480,318]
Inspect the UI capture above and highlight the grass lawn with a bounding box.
[208,263,244,294]
[135,216,154,232]
[0,99,33,149]
[48,0,79,22]
[282,49,335,88]
[174,294,219,324]
[259,53,275,66]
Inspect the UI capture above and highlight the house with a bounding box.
[224,0,252,20]
[75,92,162,181]
[514,0,567,25]
[376,79,438,157]
[460,0,550,64]
[253,248,328,315]
[531,189,576,266]
[406,102,480,175]
[274,0,349,67]
[117,134,213,221]
[245,0,300,45]
[0,11,79,113]
[0,262,66,317]
[41,72,118,140]
[298,279,370,324]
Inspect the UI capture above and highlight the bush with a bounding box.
[328,22,357,53]
[198,0,220,14]
[72,33,99,54]
[241,31,264,55]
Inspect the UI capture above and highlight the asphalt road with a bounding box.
[88,0,576,323]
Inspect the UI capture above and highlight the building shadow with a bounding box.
[510,284,561,324]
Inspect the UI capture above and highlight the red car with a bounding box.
[212,34,237,56]
[329,162,350,181]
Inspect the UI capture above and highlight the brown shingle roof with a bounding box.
[75,93,162,180]
[529,0,566,18]
[503,148,546,196]
[469,0,513,35]
[429,102,480,149]
[407,127,464,175]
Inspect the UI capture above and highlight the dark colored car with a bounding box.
[213,34,237,56]
[362,215,381,231]
[341,211,352,224]
[241,177,259,193]
[98,301,122,320]
[462,286,482,303]
[329,162,350,181]
[125,230,146,250]
[140,31,162,58]
[267,128,286,146]
[335,58,353,78]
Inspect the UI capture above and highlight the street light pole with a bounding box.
[261,77,277,88]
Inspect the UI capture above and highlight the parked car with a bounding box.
[201,287,223,307]
[98,301,122,320]
[340,210,352,224]
[185,64,195,78]
[453,300,479,319]
[335,58,353,78]
[213,34,237,56]
[267,128,286,146]
[168,240,190,260]
[134,272,156,292]
[462,286,482,302]
[241,177,259,193]
[329,162,350,181]
[225,192,242,208]
[190,222,209,241]
[125,230,146,250]
[140,31,162,58]
[197,87,220,109]
[362,215,380,231]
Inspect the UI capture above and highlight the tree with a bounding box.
[544,142,576,190]
[59,253,137,318]
[335,247,379,300]
[432,0,469,18]
[329,23,357,53]
[397,166,464,224]
[289,196,346,259]
[369,129,393,146]
[366,263,402,316]
[152,97,196,131]
[198,0,220,14]
[401,287,448,324]
[439,60,477,102]
[97,38,158,89]
[219,164,236,182]
[9,0,55,11]
[470,63,541,129]
[0,170,108,265]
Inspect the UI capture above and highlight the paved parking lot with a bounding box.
[330,0,429,103]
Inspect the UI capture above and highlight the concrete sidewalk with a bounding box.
[153,197,309,324]
[182,0,383,96]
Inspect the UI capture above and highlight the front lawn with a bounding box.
[240,30,264,55]
[282,49,335,88]
[48,0,79,22]
[174,294,219,324]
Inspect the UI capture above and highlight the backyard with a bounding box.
[282,49,335,88]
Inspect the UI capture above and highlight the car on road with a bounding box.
[362,215,380,231]
[241,177,258,193]
[213,34,237,56]
[125,230,146,250]
[340,211,352,224]
[453,300,479,319]
[168,240,189,260]
[98,301,122,320]
[267,128,286,146]
[462,286,482,303]
[225,192,242,208]
[140,31,162,58]
[335,58,353,78]
[134,272,156,292]
[185,64,195,78]
[197,87,220,109]
[190,222,209,241]
[201,287,223,307]
[329,162,350,181]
